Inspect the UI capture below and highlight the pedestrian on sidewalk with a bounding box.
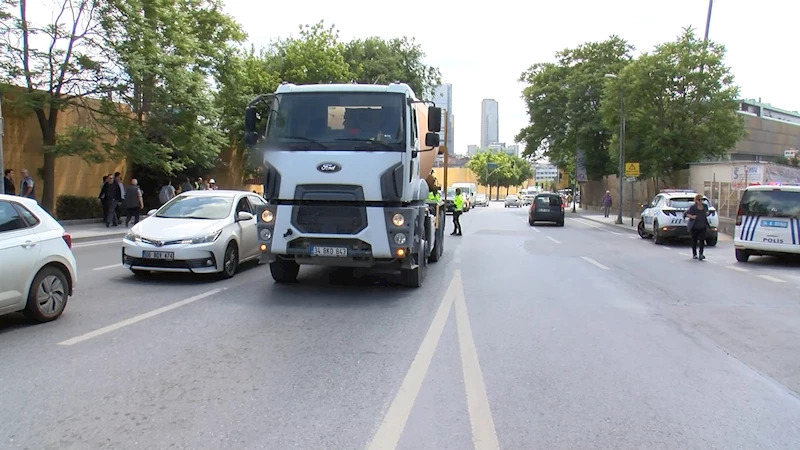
[100,176,121,227]
[684,194,710,260]
[123,179,144,226]
[4,169,15,195]
[602,190,612,217]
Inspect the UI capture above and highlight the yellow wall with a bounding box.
[432,167,533,195]
[1,88,127,201]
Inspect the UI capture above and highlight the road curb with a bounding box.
[59,218,104,226]
[71,232,127,244]
[574,212,640,235]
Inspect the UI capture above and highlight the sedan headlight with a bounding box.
[124,231,141,242]
[180,229,222,245]
[260,210,274,223]
[391,213,405,227]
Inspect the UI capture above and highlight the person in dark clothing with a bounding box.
[684,194,710,260]
[180,177,193,193]
[123,179,144,226]
[100,177,121,227]
[3,169,15,195]
[98,175,110,222]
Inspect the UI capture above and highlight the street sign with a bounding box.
[487,163,498,169]
[625,177,637,183]
[624,162,640,177]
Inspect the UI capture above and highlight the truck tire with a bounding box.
[429,220,444,263]
[401,245,426,288]
[270,258,300,283]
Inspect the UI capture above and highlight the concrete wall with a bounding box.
[579,171,690,217]
[1,88,127,201]
[733,114,800,160]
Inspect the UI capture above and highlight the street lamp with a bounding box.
[605,73,625,225]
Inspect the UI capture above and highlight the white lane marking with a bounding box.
[758,275,786,283]
[662,246,672,250]
[453,273,501,450]
[531,227,541,233]
[72,238,123,248]
[571,218,623,235]
[679,252,692,257]
[367,273,458,450]
[628,236,638,240]
[454,256,462,264]
[93,264,122,271]
[581,256,610,270]
[726,266,748,273]
[58,288,226,346]
[546,236,561,244]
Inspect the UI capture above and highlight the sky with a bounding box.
[21,0,800,156]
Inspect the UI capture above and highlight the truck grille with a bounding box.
[292,205,368,235]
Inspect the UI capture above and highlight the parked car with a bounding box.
[529,193,565,226]
[0,194,77,322]
[122,190,263,278]
[504,195,521,208]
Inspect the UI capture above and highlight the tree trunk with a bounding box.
[33,107,59,214]
[505,186,509,196]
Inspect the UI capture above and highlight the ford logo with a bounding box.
[317,162,341,173]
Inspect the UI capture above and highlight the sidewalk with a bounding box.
[62,221,130,243]
[572,205,732,241]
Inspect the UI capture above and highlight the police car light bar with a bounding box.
[659,189,696,194]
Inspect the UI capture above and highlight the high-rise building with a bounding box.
[433,84,455,155]
[481,99,499,149]
[467,145,478,157]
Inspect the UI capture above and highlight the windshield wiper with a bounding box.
[333,138,394,150]
[282,136,329,149]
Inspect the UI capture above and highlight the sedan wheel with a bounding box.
[221,242,239,279]
[24,267,69,323]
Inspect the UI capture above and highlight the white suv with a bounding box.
[0,195,78,322]
[637,190,720,246]
[733,184,800,262]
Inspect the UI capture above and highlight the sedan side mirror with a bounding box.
[147,209,157,216]
[237,211,254,222]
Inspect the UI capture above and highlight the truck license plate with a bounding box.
[142,251,174,260]
[310,246,348,257]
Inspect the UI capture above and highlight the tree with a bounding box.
[343,36,441,99]
[96,0,244,178]
[516,36,633,182]
[270,22,351,86]
[467,152,532,199]
[601,28,744,182]
[0,0,116,211]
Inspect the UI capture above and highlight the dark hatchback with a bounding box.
[529,194,565,226]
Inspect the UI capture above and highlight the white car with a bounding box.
[0,194,77,322]
[504,195,521,208]
[122,190,264,278]
[637,190,720,246]
[733,184,800,262]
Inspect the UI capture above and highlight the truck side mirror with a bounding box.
[428,106,442,133]
[425,132,440,148]
[244,106,258,148]
[244,131,258,147]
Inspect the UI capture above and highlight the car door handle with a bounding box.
[21,241,37,248]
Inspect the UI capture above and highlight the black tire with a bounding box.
[429,222,444,263]
[529,218,535,226]
[653,222,665,245]
[706,236,718,247]
[270,257,300,283]
[220,241,239,279]
[131,269,150,277]
[23,266,69,323]
[637,220,649,239]
[735,249,750,262]
[401,245,426,288]
[557,221,564,227]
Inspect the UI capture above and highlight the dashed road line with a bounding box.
[546,236,561,244]
[581,256,610,270]
[726,265,748,273]
[628,235,638,240]
[531,227,541,233]
[758,275,786,283]
[58,288,226,346]
[93,263,121,271]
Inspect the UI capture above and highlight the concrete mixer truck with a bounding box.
[243,82,448,287]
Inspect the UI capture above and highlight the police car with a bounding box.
[637,190,720,246]
[733,183,800,262]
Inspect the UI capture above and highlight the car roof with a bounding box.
[0,194,40,206]
[744,185,800,192]
[179,189,248,198]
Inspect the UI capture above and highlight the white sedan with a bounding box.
[122,190,264,278]
[0,194,78,322]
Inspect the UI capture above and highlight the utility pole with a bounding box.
[0,86,5,194]
[616,86,626,225]
[572,146,578,213]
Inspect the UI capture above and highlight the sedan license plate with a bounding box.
[537,208,549,213]
[142,251,174,260]
[310,246,348,257]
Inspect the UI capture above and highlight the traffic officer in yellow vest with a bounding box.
[451,188,464,236]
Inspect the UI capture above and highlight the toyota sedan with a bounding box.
[122,190,264,278]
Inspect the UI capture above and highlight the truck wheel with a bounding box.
[429,228,443,263]
[270,258,300,283]
[401,246,426,288]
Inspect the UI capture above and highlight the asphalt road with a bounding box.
[2,202,800,449]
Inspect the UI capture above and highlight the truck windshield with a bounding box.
[263,92,406,151]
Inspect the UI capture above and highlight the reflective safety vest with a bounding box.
[454,194,464,211]
[427,192,440,202]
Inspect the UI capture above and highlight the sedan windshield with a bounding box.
[264,92,406,151]
[157,196,233,220]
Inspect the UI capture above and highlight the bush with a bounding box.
[56,195,103,221]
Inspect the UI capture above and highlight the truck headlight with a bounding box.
[391,213,405,227]
[394,233,407,245]
[260,210,274,223]
[259,228,272,240]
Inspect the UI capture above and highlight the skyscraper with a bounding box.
[481,99,499,149]
[433,84,455,155]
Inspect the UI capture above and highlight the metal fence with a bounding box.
[702,181,743,219]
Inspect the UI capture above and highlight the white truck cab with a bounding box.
[243,83,447,287]
[733,184,800,262]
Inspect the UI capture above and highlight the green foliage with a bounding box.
[56,195,103,220]
[467,151,532,188]
[516,36,632,181]
[600,28,744,180]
